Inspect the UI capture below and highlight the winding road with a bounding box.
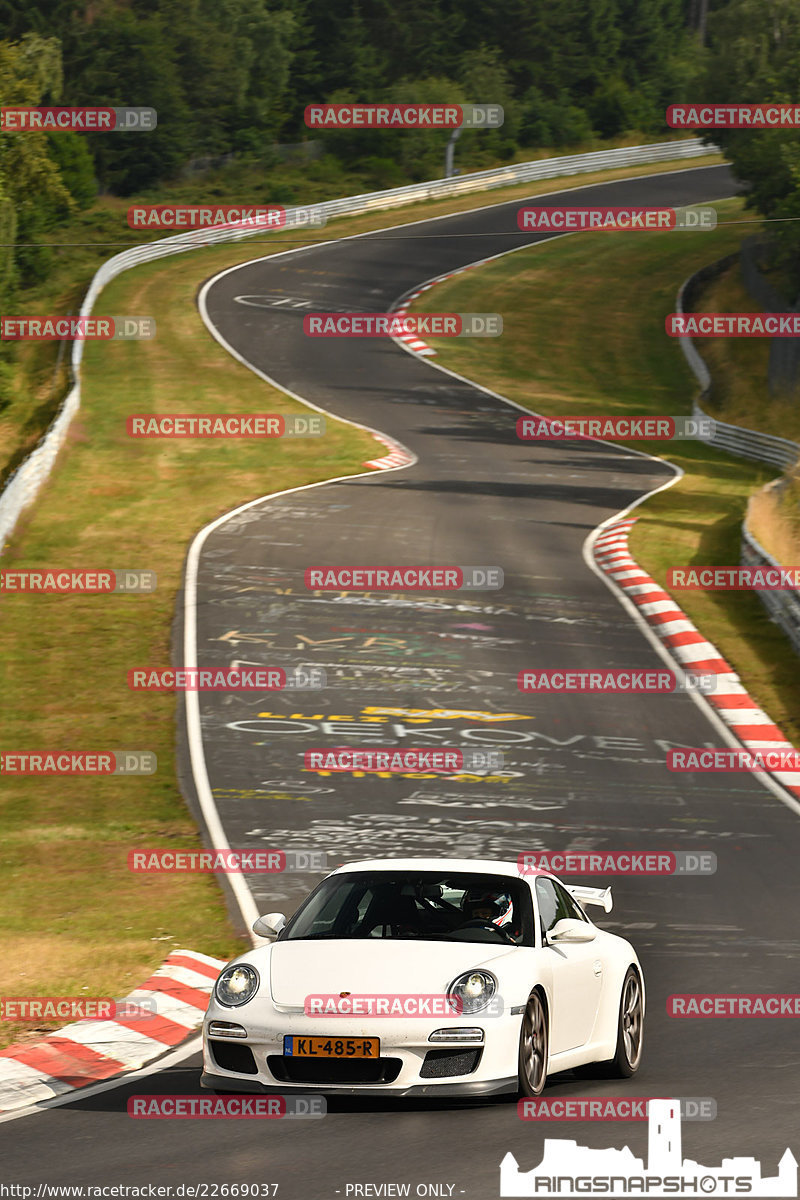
[3,163,799,1197]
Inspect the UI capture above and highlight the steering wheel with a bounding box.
[456,919,516,942]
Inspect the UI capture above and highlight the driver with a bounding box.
[461,888,511,926]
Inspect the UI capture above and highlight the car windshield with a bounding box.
[281,870,534,946]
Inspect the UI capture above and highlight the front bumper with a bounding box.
[200,1069,517,1098]
[202,1009,522,1097]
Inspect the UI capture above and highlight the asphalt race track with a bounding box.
[4,164,799,1195]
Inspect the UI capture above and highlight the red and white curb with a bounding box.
[392,263,482,358]
[392,295,438,357]
[0,949,225,1114]
[364,432,415,470]
[593,518,800,801]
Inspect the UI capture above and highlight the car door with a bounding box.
[535,877,604,1053]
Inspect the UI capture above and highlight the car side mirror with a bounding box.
[548,918,596,944]
[253,912,286,939]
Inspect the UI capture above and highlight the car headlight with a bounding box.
[214,964,259,1008]
[447,970,497,1014]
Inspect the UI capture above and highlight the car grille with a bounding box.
[268,1055,402,1084]
[209,1040,258,1075]
[420,1048,482,1078]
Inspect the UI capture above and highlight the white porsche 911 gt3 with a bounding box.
[201,857,644,1098]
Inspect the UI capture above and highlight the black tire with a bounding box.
[517,989,549,1096]
[609,966,644,1077]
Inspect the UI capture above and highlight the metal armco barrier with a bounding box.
[676,263,800,470]
[315,136,717,214]
[739,236,800,395]
[741,520,800,656]
[0,137,717,553]
[677,259,800,655]
[690,395,800,469]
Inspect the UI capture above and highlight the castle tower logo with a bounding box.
[500,1099,797,1197]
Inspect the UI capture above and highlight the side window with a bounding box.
[535,879,559,938]
[536,878,587,941]
[552,881,589,923]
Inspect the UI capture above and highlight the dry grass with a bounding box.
[747,470,800,563]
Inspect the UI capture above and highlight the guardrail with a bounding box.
[314,136,718,214]
[741,518,800,655]
[0,136,719,553]
[676,258,800,655]
[676,261,800,470]
[739,235,800,394]
[691,394,800,469]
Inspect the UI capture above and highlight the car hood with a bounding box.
[267,938,516,1006]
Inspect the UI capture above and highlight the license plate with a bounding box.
[283,1035,379,1059]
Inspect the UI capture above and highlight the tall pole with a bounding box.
[444,127,462,178]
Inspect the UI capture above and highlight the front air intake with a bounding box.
[420,1048,482,1078]
[209,1040,258,1075]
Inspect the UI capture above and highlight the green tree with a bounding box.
[234,0,296,133]
[362,0,461,83]
[277,0,322,137]
[63,10,191,191]
[325,1,387,98]
[703,0,800,281]
[457,45,520,158]
[46,130,96,208]
[0,34,74,286]
[519,86,595,148]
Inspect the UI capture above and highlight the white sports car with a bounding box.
[201,857,644,1097]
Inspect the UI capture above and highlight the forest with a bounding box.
[0,0,799,305]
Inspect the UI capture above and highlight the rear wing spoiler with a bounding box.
[565,884,613,914]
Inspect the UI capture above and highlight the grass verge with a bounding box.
[408,195,800,748]
[0,245,379,1049]
[694,261,800,562]
[697,261,800,444]
[746,469,800,565]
